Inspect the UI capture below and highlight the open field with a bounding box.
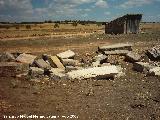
[0,23,160,119]
[0,23,104,40]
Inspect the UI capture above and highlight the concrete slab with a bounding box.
[57,50,75,59]
[67,66,119,80]
[99,43,132,51]
[34,59,51,69]
[16,53,37,64]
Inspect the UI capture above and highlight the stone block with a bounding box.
[93,54,107,63]
[29,67,44,77]
[62,59,79,66]
[147,47,160,61]
[67,66,119,80]
[34,59,51,69]
[104,50,130,55]
[48,56,65,69]
[16,53,37,64]
[99,43,132,51]
[125,52,141,62]
[49,68,67,80]
[133,62,155,73]
[149,67,160,76]
[57,50,75,59]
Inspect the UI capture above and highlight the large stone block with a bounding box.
[34,59,51,69]
[49,68,67,80]
[146,47,160,61]
[67,66,119,80]
[62,59,79,66]
[99,43,132,51]
[48,56,65,70]
[93,54,107,63]
[16,53,37,64]
[104,50,130,55]
[57,50,75,59]
[125,52,141,62]
[133,62,154,73]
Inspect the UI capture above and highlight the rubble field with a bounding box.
[0,30,160,119]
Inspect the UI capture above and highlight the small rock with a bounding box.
[29,67,44,77]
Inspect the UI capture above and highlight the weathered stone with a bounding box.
[42,54,50,61]
[16,53,37,64]
[104,50,130,55]
[93,54,107,63]
[133,62,155,73]
[49,68,67,80]
[65,66,80,72]
[147,47,160,61]
[0,62,28,77]
[125,52,141,62]
[62,59,79,66]
[0,52,15,62]
[12,52,22,58]
[149,67,160,76]
[101,63,111,67]
[48,56,65,69]
[49,68,65,73]
[92,61,100,67]
[99,43,132,51]
[57,50,75,59]
[29,67,44,77]
[67,66,119,80]
[34,59,51,69]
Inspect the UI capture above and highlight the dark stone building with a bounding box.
[105,14,142,34]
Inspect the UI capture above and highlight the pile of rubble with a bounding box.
[0,43,160,81]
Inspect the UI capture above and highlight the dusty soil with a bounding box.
[0,25,160,119]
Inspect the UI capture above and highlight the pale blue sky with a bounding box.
[0,0,160,22]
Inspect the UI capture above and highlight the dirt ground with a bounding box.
[0,23,160,120]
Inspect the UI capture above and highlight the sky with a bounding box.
[0,0,160,22]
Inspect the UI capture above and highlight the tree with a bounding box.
[26,25,31,29]
[72,22,78,27]
[54,23,59,28]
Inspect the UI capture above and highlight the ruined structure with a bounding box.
[105,14,142,34]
